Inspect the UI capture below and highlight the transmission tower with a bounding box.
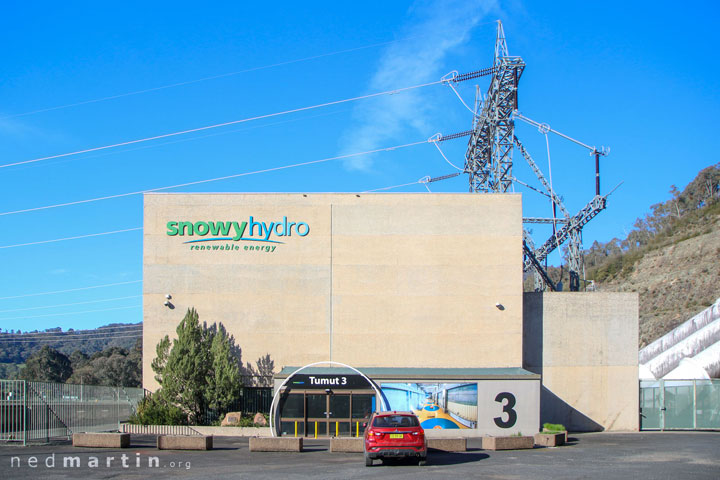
[463,21,609,292]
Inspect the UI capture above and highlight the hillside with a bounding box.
[598,211,719,347]
[585,163,720,347]
[0,323,141,378]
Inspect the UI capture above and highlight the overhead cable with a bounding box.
[3,323,143,335]
[0,328,143,340]
[0,295,142,313]
[0,304,141,321]
[0,334,142,344]
[0,140,429,217]
[1,36,423,120]
[2,68,488,170]
[0,228,142,249]
[0,280,141,301]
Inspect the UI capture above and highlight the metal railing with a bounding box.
[640,379,720,430]
[0,379,144,445]
[203,387,272,425]
[120,423,201,436]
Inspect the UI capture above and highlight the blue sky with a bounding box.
[1,0,718,333]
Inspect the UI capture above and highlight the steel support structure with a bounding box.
[463,21,607,291]
[464,22,524,193]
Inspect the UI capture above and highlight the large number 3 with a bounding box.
[493,392,517,428]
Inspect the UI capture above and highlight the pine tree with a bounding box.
[208,324,241,414]
[150,308,248,424]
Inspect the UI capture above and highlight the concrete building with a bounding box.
[143,192,638,435]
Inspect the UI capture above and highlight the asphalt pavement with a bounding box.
[1,432,718,479]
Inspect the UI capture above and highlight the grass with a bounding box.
[542,423,566,433]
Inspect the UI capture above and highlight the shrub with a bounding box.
[128,393,187,425]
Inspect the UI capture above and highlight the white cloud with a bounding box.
[340,0,498,170]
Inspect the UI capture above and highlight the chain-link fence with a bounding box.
[0,379,145,445]
[640,379,720,430]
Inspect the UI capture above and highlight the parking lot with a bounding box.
[1,432,718,479]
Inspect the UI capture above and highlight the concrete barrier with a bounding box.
[482,436,534,451]
[330,437,363,452]
[249,436,303,452]
[73,433,130,448]
[193,426,271,437]
[157,435,213,450]
[534,432,566,447]
[428,437,467,452]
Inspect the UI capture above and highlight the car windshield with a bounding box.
[372,415,419,428]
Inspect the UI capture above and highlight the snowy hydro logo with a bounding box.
[166,216,309,253]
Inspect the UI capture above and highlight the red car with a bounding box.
[363,411,427,466]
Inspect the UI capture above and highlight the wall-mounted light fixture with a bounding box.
[495,302,505,311]
[164,294,175,309]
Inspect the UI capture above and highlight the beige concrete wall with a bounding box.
[523,292,639,431]
[143,193,523,390]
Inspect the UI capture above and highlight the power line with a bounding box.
[1,78,447,170]
[0,334,142,344]
[0,327,142,340]
[0,228,142,249]
[0,280,141,301]
[3,323,143,335]
[0,296,142,313]
[0,139,429,217]
[363,180,425,192]
[0,305,141,321]
[0,36,421,120]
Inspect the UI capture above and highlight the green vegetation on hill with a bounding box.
[0,323,140,365]
[9,339,142,387]
[583,163,719,345]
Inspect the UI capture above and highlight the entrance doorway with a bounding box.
[278,391,374,437]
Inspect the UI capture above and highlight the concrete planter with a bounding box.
[482,435,534,451]
[534,432,566,447]
[330,437,364,452]
[427,438,467,452]
[249,436,303,452]
[157,435,213,450]
[73,433,130,448]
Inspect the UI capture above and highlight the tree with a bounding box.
[208,324,241,414]
[151,308,245,425]
[19,346,72,382]
[67,342,142,387]
[254,354,275,387]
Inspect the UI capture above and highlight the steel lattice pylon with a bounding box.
[463,21,608,291]
[464,22,524,193]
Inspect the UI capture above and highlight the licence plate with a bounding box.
[389,434,404,439]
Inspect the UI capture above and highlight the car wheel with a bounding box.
[365,455,373,467]
[418,458,427,466]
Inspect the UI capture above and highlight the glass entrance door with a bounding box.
[278,390,376,437]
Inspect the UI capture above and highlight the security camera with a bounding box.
[164,301,169,306]
[165,294,172,300]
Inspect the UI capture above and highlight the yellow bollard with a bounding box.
[335,422,339,437]
[294,421,297,438]
[356,421,359,437]
[314,421,318,439]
